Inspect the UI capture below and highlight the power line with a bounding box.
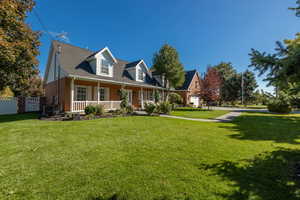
[32,8,55,40]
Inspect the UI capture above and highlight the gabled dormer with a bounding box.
[126,60,149,82]
[86,47,117,77]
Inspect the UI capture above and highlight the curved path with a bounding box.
[160,107,300,123]
[160,111,242,123]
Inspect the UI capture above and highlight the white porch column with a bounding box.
[97,81,100,104]
[70,78,74,112]
[141,88,144,109]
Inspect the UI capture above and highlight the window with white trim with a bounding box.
[76,87,87,101]
[100,88,105,101]
[138,68,144,81]
[101,59,110,75]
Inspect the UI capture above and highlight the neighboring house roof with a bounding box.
[176,70,198,90]
[45,40,162,88]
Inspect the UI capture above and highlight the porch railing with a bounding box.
[72,101,121,112]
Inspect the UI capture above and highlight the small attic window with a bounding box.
[138,68,144,81]
[101,59,109,75]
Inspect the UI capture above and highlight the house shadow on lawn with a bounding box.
[0,113,38,123]
[199,148,300,200]
[220,112,300,144]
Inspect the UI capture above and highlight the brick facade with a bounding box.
[176,73,202,105]
[44,77,157,112]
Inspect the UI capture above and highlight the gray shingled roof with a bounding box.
[176,70,197,90]
[50,40,162,87]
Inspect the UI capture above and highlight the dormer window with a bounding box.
[138,68,144,81]
[101,59,110,75]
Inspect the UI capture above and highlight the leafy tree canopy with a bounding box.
[0,0,40,96]
[152,44,185,89]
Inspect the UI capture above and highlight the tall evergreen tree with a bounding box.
[152,44,185,99]
[0,0,40,96]
[241,70,258,104]
[212,62,237,104]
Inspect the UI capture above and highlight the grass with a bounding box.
[0,113,300,199]
[171,109,230,119]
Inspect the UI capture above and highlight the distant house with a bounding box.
[44,40,166,112]
[176,70,202,107]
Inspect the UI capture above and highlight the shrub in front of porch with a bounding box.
[157,101,172,114]
[144,102,156,115]
[84,105,105,116]
[85,105,96,115]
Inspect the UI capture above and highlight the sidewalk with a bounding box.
[160,111,242,123]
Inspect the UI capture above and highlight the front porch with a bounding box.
[69,78,158,112]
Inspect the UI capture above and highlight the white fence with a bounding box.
[73,101,121,112]
[25,97,40,112]
[0,97,41,115]
[0,97,18,115]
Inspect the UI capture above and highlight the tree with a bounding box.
[221,74,241,105]
[0,87,14,97]
[152,44,185,99]
[25,75,44,96]
[250,2,300,96]
[249,33,300,95]
[289,0,300,17]
[0,0,40,96]
[212,62,237,104]
[201,67,222,108]
[241,70,258,104]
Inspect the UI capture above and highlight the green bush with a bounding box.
[95,104,105,116]
[126,105,134,114]
[144,102,156,115]
[158,101,172,114]
[169,93,183,105]
[119,88,129,109]
[84,105,96,115]
[267,99,292,114]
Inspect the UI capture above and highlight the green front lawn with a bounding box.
[0,113,300,200]
[171,109,230,119]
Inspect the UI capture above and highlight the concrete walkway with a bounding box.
[160,111,242,123]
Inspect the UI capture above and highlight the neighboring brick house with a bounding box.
[44,40,166,112]
[176,70,202,107]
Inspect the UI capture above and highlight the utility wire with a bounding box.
[32,8,55,40]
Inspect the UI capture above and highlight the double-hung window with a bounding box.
[76,87,87,101]
[99,88,105,101]
[101,60,110,75]
[138,68,144,81]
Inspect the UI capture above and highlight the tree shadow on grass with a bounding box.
[220,112,300,144]
[0,113,38,123]
[88,194,192,200]
[199,148,300,200]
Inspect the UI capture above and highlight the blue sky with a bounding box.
[27,0,299,93]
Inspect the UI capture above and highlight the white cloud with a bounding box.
[49,31,70,43]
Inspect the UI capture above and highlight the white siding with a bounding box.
[46,52,66,84]
[95,51,114,77]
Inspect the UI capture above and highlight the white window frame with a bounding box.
[75,86,88,101]
[101,59,110,75]
[138,68,144,81]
